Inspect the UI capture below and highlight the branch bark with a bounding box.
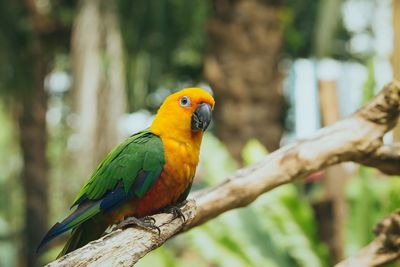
[359,144,400,175]
[46,81,400,267]
[335,210,400,267]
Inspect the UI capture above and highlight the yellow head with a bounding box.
[150,88,215,141]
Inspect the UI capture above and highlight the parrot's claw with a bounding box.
[142,216,156,224]
[162,205,186,222]
[116,216,160,235]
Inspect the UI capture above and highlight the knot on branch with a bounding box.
[374,210,400,253]
[358,81,400,126]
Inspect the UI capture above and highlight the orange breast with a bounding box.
[135,137,199,217]
[108,135,201,221]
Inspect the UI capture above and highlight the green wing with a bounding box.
[72,129,165,206]
[38,129,165,250]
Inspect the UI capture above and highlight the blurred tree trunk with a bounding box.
[314,0,342,57]
[393,0,400,141]
[313,1,346,263]
[316,79,349,263]
[205,0,285,160]
[71,0,127,182]
[0,1,72,266]
[17,36,50,267]
[16,2,61,266]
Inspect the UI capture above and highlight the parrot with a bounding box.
[38,88,215,257]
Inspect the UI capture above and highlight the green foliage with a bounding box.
[0,0,75,96]
[199,133,238,184]
[345,167,400,256]
[118,0,209,111]
[0,217,17,267]
[242,139,269,165]
[281,0,319,58]
[0,102,22,267]
[362,58,376,104]
[0,0,32,94]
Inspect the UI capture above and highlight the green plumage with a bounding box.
[73,129,165,205]
[38,129,165,254]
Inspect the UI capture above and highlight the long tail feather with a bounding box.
[57,217,108,258]
[57,226,83,258]
[37,201,101,252]
[38,186,129,253]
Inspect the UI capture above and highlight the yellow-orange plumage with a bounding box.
[109,88,215,220]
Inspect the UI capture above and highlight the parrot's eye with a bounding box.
[179,96,191,107]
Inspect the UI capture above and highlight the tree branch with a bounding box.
[46,81,400,267]
[46,201,197,267]
[358,144,400,175]
[335,210,400,267]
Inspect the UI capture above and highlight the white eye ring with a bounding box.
[179,96,191,107]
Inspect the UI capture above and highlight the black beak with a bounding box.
[191,103,212,132]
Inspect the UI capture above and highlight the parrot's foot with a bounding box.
[116,216,160,235]
[162,204,186,222]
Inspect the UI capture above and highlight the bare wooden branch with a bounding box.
[335,210,400,267]
[46,81,400,267]
[47,200,197,267]
[358,144,400,175]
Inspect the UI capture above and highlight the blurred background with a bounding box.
[0,0,399,266]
